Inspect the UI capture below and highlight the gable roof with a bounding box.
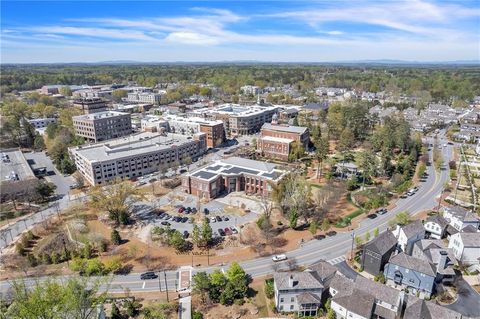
[404,298,463,319]
[297,292,321,305]
[364,230,397,255]
[401,220,425,238]
[426,215,448,230]
[462,225,478,233]
[388,252,436,277]
[333,289,375,318]
[274,272,323,290]
[307,260,338,282]
[459,232,480,247]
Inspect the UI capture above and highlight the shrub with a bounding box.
[192,311,204,319]
[111,229,121,245]
[264,279,274,299]
[84,258,105,276]
[27,254,37,267]
[16,243,25,256]
[70,257,87,273]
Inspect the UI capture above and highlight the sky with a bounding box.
[1,0,479,63]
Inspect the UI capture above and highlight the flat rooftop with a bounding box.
[192,104,278,118]
[187,156,285,182]
[262,123,308,134]
[0,149,36,182]
[260,136,294,143]
[73,111,129,121]
[70,132,201,163]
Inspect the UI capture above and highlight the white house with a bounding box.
[392,220,425,255]
[448,232,480,268]
[424,215,449,239]
[442,206,480,232]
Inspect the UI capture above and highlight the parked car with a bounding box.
[164,215,172,220]
[400,194,408,199]
[216,216,222,222]
[326,231,337,237]
[185,207,192,213]
[210,217,217,223]
[174,216,182,222]
[376,208,387,215]
[181,217,188,223]
[224,227,232,235]
[161,221,170,226]
[272,254,287,262]
[230,226,238,234]
[203,208,209,215]
[183,231,189,239]
[367,214,378,219]
[158,213,166,219]
[179,169,187,174]
[218,228,226,236]
[314,234,326,240]
[178,206,185,213]
[140,272,158,280]
[192,208,197,214]
[223,216,229,221]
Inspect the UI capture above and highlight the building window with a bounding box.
[280,298,284,303]
[290,305,294,310]
[291,297,294,302]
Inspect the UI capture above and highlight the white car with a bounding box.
[210,217,217,223]
[272,254,287,262]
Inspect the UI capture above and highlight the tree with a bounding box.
[35,182,56,201]
[355,236,363,247]
[358,150,377,189]
[373,227,379,237]
[226,262,247,284]
[289,210,298,229]
[200,218,213,247]
[321,218,330,232]
[192,272,210,303]
[59,86,72,96]
[191,224,201,248]
[364,231,371,242]
[89,179,145,225]
[112,89,128,102]
[315,137,329,178]
[34,134,46,150]
[309,221,319,235]
[111,303,121,319]
[111,229,121,245]
[389,211,411,227]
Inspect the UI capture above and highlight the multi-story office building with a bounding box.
[140,115,224,148]
[257,122,309,161]
[73,98,108,114]
[182,157,286,201]
[72,111,132,143]
[126,92,161,105]
[240,85,260,95]
[69,132,207,186]
[190,104,279,136]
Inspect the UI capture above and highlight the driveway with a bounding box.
[445,276,480,317]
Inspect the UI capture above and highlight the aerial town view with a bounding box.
[1,1,480,318]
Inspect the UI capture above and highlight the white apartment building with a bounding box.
[69,132,207,186]
[448,232,480,267]
[126,92,161,105]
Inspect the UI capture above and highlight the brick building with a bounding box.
[73,98,108,114]
[257,123,309,161]
[72,111,132,143]
[182,157,286,201]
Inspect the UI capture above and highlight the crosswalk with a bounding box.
[327,256,346,265]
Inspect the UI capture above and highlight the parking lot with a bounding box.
[132,190,261,238]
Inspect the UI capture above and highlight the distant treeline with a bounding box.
[1,64,479,100]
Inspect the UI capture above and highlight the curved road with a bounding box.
[0,135,452,294]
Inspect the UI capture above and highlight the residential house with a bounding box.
[442,206,480,232]
[392,220,425,255]
[361,230,397,276]
[404,297,464,319]
[424,215,449,239]
[329,274,404,319]
[273,261,337,316]
[448,232,480,269]
[412,240,456,285]
[384,252,438,298]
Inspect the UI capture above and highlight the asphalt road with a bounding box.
[0,134,453,294]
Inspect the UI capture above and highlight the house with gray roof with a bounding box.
[412,239,456,285]
[424,214,449,239]
[273,260,337,316]
[392,220,426,255]
[384,252,437,298]
[448,232,480,270]
[404,296,464,319]
[329,274,404,319]
[442,206,480,232]
[361,230,398,276]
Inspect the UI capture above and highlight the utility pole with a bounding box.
[207,247,210,266]
[191,252,194,267]
[164,271,169,302]
[350,232,355,261]
[157,272,162,292]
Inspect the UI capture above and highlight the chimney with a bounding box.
[288,275,295,288]
[437,251,448,272]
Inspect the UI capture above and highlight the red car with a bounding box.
[178,206,185,213]
[224,227,232,236]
